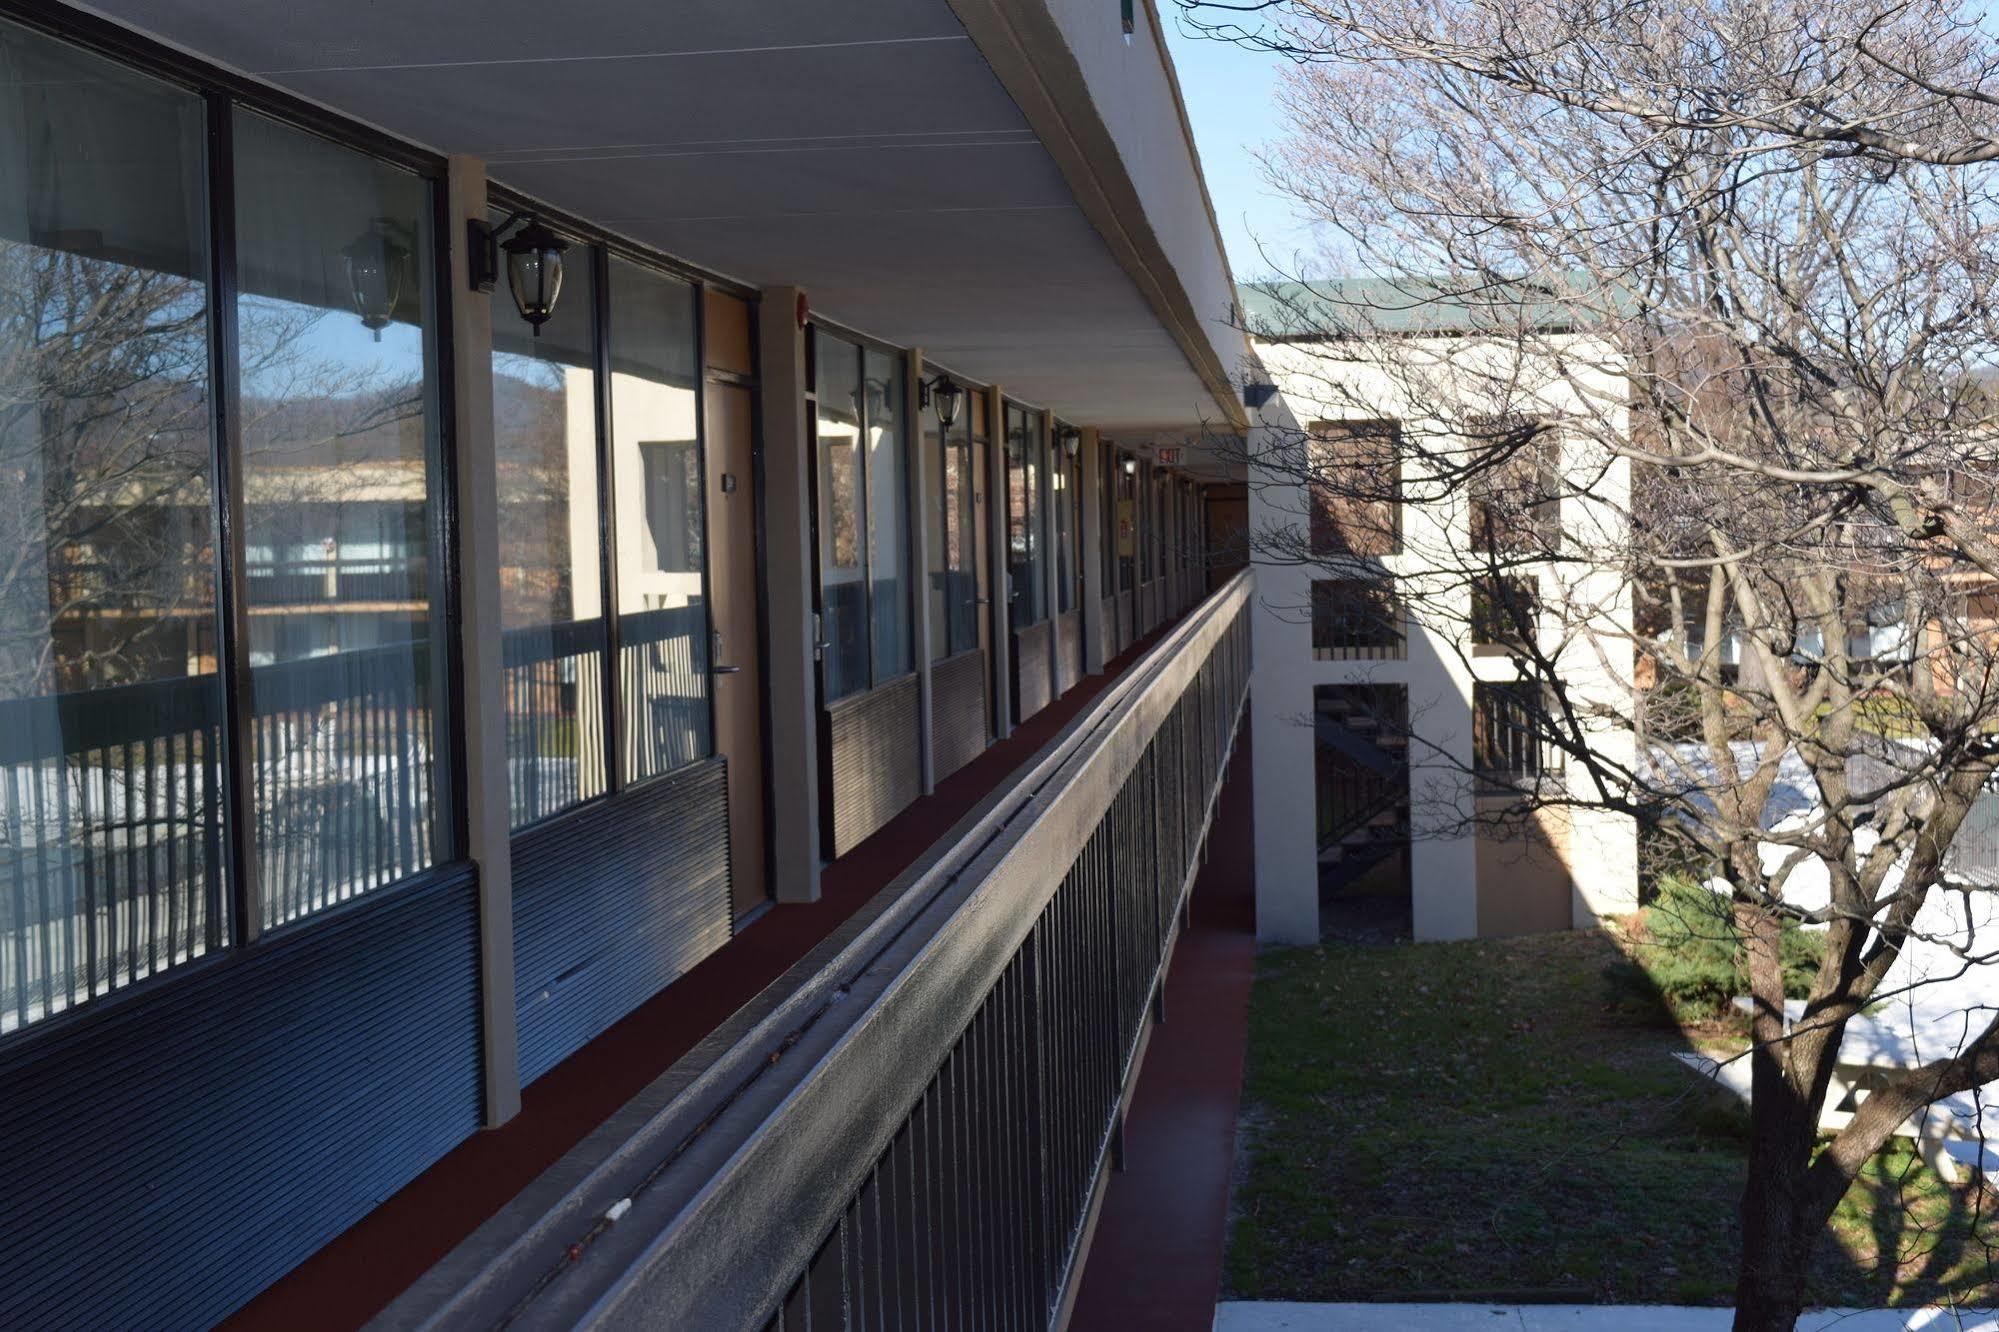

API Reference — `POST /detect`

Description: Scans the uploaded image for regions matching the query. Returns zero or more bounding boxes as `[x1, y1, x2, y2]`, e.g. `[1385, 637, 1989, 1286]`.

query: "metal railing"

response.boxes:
[500, 605, 711, 828]
[385, 564, 1247, 1320]
[246, 556, 430, 605]
[383, 570, 1253, 1330]
[0, 640, 439, 1034]
[1310, 578, 1406, 661]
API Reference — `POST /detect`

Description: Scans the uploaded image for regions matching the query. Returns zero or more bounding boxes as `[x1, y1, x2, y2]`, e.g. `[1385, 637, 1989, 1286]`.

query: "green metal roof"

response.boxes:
[1239, 276, 1603, 340]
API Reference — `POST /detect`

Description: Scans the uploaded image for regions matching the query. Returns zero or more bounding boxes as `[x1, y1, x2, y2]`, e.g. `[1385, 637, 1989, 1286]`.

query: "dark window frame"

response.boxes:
[0, 10, 467, 1046]
[485, 197, 721, 824]
[1307, 419, 1403, 559]
[806, 323, 915, 702]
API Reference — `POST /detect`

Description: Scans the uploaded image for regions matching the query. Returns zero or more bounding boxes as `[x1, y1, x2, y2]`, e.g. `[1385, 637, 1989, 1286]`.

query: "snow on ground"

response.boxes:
[1652, 740, 1999, 1128]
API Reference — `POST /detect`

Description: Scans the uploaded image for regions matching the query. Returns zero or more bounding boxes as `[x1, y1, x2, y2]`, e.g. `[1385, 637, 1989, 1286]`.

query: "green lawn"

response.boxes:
[1223, 925, 1999, 1307]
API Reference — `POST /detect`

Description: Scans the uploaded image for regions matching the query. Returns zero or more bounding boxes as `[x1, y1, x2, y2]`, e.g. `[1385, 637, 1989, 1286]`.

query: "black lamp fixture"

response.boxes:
[921, 374, 965, 430]
[343, 217, 410, 342]
[1121, 455, 1139, 477]
[1056, 424, 1082, 458]
[467, 212, 570, 335]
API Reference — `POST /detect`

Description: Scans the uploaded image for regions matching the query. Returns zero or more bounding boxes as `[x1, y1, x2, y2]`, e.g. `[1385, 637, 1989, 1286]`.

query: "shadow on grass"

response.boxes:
[1222, 917, 1999, 1309]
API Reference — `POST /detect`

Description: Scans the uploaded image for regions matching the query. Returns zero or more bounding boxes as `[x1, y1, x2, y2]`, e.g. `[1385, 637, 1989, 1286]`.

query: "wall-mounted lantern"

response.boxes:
[1056, 425, 1082, 458]
[467, 213, 570, 335]
[921, 375, 965, 430]
[1121, 455, 1138, 477]
[343, 217, 409, 342]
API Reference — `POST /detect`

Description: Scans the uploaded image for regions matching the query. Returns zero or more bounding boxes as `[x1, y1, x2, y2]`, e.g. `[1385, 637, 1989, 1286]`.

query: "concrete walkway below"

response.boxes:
[1216, 1303, 1999, 1331]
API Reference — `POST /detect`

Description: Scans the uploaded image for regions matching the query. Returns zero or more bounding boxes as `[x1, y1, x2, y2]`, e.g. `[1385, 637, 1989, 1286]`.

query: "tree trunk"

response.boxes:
[1732, 1092, 1816, 1330]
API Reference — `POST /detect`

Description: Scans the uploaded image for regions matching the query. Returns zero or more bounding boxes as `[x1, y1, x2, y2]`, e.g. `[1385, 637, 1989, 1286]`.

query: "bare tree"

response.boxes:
[1185, 0, 1999, 1323]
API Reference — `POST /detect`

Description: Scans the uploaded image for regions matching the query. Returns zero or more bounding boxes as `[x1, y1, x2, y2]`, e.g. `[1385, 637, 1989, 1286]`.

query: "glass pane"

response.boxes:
[924, 388, 948, 663]
[1053, 439, 1076, 615]
[864, 347, 909, 683]
[1115, 454, 1135, 593]
[1007, 406, 1045, 628]
[0, 24, 221, 1032]
[815, 330, 867, 702]
[491, 219, 604, 828]
[608, 257, 709, 783]
[947, 415, 978, 656]
[1100, 443, 1115, 586]
[235, 110, 441, 928]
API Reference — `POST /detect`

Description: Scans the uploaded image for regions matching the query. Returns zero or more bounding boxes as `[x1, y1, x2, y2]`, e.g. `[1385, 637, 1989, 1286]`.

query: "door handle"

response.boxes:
[711, 663, 742, 675]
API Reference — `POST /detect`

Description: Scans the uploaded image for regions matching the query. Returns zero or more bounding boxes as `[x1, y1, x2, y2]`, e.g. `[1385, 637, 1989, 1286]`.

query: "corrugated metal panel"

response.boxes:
[825, 675, 922, 859]
[931, 648, 989, 784]
[514, 759, 733, 1085]
[0, 867, 481, 1332]
[1013, 620, 1052, 723]
[1055, 610, 1083, 697]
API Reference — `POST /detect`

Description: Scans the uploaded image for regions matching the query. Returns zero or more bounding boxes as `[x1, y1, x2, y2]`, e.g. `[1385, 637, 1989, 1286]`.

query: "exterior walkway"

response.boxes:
[1215, 1305, 1999, 1330]
[223, 629, 1176, 1331]
[1069, 729, 1258, 1329]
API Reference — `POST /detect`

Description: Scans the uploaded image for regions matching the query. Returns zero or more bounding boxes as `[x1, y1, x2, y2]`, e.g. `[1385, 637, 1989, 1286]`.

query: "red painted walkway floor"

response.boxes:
[223, 630, 1175, 1332]
[1069, 728, 1258, 1331]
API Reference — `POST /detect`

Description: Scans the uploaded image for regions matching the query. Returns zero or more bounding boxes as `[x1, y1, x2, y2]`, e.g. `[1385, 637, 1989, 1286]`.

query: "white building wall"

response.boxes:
[1248, 332, 1638, 942]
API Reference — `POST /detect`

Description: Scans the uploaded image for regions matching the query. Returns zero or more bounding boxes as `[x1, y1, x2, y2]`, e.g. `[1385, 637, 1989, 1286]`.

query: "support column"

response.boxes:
[1245, 402, 1322, 946]
[759, 286, 823, 902]
[1080, 427, 1105, 675]
[908, 349, 936, 794]
[986, 385, 1012, 739]
[444, 156, 520, 1126]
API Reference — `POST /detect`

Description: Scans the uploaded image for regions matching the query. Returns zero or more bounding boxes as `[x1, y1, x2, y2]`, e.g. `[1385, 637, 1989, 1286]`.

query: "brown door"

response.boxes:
[706, 378, 767, 916]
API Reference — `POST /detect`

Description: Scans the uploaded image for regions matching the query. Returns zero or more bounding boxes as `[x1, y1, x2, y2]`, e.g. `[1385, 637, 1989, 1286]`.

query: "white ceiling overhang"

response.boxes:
[84, 0, 1239, 435]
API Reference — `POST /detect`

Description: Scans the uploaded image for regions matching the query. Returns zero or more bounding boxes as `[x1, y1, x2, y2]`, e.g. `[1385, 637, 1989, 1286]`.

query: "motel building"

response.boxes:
[0, 1, 1264, 1329]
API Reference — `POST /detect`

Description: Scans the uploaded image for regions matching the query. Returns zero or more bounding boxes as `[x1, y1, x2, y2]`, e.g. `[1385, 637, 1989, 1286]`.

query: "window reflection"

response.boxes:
[0, 23, 223, 1030]
[1007, 405, 1046, 627]
[1053, 434, 1079, 615]
[609, 257, 710, 784]
[939, 398, 980, 658]
[815, 331, 867, 702]
[864, 348, 909, 682]
[234, 110, 443, 925]
[492, 219, 604, 827]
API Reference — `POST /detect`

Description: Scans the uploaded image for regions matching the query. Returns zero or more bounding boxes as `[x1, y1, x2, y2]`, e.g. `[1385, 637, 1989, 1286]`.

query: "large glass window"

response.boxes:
[864, 347, 910, 680]
[812, 329, 911, 701]
[1053, 427, 1080, 615]
[924, 394, 948, 664]
[927, 376, 981, 662]
[492, 218, 604, 828]
[0, 25, 222, 1030]
[814, 330, 867, 701]
[234, 110, 444, 928]
[609, 257, 710, 785]
[1114, 451, 1137, 594]
[1006, 405, 1046, 627]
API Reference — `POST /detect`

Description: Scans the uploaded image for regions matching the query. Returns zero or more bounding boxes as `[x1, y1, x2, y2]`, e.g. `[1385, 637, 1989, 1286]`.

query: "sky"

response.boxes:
[1159, 10, 1316, 281]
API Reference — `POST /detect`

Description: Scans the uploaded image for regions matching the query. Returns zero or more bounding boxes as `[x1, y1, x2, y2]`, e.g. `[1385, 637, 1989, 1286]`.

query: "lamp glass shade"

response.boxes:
[342, 220, 406, 342]
[503, 220, 568, 333]
[932, 378, 964, 429]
